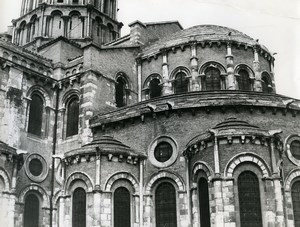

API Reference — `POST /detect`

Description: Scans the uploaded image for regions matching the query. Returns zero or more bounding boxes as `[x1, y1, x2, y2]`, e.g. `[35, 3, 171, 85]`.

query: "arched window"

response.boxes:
[115, 76, 127, 107]
[72, 188, 86, 227]
[198, 178, 211, 227]
[108, 24, 116, 41]
[292, 181, 300, 227]
[261, 72, 272, 93]
[155, 182, 177, 227]
[149, 78, 161, 98]
[174, 72, 188, 94]
[24, 194, 40, 227]
[238, 171, 262, 227]
[28, 93, 43, 136]
[237, 69, 251, 91]
[205, 67, 221, 91]
[114, 187, 131, 227]
[66, 96, 79, 137]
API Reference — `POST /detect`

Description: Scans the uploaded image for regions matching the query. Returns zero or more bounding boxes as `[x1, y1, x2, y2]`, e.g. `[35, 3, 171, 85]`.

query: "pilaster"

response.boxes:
[161, 50, 172, 95]
[226, 43, 236, 90]
[190, 42, 200, 91]
[253, 47, 262, 92]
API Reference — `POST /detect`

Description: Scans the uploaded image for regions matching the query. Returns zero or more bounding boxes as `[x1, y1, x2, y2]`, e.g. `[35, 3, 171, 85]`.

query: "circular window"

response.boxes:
[149, 136, 178, 168]
[29, 159, 43, 176]
[291, 141, 300, 159]
[25, 154, 48, 182]
[286, 136, 300, 166]
[154, 142, 173, 162]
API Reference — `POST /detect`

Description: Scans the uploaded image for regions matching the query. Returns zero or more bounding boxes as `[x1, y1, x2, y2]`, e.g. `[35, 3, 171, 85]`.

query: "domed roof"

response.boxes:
[141, 24, 268, 57]
[65, 135, 146, 158]
[212, 117, 259, 130]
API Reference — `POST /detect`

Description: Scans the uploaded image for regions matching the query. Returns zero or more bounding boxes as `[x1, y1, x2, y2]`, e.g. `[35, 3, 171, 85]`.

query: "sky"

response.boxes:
[0, 0, 300, 99]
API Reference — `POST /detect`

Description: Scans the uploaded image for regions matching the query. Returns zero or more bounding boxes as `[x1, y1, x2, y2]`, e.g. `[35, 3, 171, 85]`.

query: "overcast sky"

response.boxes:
[0, 0, 300, 99]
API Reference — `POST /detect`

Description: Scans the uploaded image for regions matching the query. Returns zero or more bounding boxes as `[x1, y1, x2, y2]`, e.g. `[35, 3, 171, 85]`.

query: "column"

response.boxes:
[190, 184, 199, 227]
[185, 157, 192, 226]
[190, 42, 200, 91]
[137, 58, 142, 102]
[226, 42, 236, 90]
[139, 160, 144, 227]
[161, 50, 172, 95]
[253, 46, 262, 91]
[95, 150, 101, 189]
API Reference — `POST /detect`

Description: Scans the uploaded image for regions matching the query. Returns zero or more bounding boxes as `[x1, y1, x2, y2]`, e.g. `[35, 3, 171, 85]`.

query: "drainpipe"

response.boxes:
[50, 85, 60, 227]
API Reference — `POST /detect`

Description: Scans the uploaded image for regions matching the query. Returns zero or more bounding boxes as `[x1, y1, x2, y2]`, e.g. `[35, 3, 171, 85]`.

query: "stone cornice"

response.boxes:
[90, 91, 300, 129]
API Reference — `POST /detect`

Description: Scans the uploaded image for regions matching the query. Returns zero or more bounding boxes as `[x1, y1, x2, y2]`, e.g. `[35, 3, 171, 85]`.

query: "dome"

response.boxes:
[65, 135, 146, 158]
[141, 24, 269, 57]
[212, 117, 260, 130]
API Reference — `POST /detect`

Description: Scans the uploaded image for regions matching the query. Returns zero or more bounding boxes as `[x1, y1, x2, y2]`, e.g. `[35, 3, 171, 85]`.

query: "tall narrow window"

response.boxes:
[155, 182, 177, 227]
[205, 67, 221, 91]
[198, 178, 211, 227]
[149, 78, 161, 98]
[66, 96, 79, 137]
[174, 72, 188, 94]
[114, 187, 131, 227]
[238, 171, 262, 227]
[238, 69, 251, 91]
[292, 181, 300, 227]
[28, 93, 43, 136]
[72, 188, 86, 227]
[115, 77, 127, 107]
[24, 194, 40, 227]
[261, 72, 272, 93]
[103, 0, 109, 14]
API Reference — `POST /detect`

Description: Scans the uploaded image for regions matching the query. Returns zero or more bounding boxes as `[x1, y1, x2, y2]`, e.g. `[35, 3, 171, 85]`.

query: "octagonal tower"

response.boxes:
[12, 0, 122, 49]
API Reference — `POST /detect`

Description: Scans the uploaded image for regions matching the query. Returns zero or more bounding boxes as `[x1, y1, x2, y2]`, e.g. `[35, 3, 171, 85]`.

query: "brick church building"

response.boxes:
[0, 0, 300, 227]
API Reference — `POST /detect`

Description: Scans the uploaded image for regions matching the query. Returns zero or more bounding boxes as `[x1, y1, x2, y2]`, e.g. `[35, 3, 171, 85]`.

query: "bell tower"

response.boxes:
[13, 0, 122, 49]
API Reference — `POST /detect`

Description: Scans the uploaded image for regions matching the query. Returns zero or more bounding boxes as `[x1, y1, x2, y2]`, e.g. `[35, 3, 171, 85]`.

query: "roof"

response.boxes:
[65, 135, 147, 158]
[141, 24, 270, 57]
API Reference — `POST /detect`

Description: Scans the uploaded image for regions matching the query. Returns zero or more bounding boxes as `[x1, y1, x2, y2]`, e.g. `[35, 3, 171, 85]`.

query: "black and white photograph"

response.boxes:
[0, 0, 300, 226]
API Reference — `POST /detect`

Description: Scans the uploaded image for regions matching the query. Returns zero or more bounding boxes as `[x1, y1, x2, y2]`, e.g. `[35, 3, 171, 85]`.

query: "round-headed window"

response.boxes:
[149, 136, 178, 168]
[286, 135, 300, 166]
[29, 159, 43, 176]
[154, 142, 173, 162]
[25, 154, 48, 182]
[291, 140, 300, 160]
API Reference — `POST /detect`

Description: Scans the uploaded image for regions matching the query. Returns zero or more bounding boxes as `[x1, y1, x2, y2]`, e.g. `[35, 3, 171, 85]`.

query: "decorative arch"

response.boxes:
[26, 85, 52, 107]
[170, 66, 191, 80]
[143, 73, 162, 88]
[285, 168, 300, 191]
[199, 61, 226, 75]
[115, 72, 131, 89]
[61, 89, 80, 107]
[145, 171, 185, 194]
[50, 10, 63, 17]
[69, 10, 81, 17]
[234, 64, 255, 78]
[192, 161, 214, 182]
[104, 172, 139, 193]
[0, 168, 11, 191]
[18, 184, 50, 207]
[224, 152, 271, 178]
[3, 51, 9, 58]
[64, 172, 94, 193]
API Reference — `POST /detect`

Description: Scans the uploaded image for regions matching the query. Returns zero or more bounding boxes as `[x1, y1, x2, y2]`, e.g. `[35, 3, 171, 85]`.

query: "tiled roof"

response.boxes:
[141, 24, 268, 57]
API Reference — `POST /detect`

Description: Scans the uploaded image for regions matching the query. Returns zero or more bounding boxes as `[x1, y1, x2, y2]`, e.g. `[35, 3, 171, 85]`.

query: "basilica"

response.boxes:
[0, 0, 300, 227]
